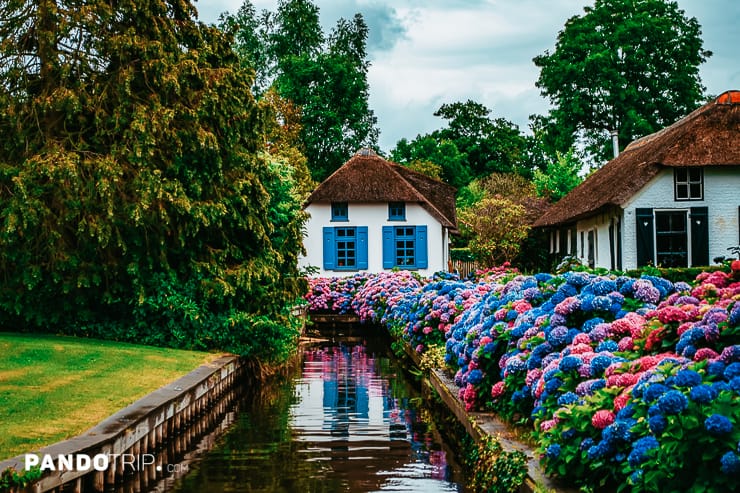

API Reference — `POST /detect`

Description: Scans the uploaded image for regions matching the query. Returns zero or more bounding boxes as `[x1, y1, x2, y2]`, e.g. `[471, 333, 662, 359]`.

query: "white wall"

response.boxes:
[574, 213, 618, 270]
[619, 166, 740, 269]
[299, 202, 449, 277]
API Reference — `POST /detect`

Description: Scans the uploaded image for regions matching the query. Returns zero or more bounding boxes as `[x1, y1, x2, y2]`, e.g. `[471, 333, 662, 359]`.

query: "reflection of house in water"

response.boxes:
[291, 344, 454, 491]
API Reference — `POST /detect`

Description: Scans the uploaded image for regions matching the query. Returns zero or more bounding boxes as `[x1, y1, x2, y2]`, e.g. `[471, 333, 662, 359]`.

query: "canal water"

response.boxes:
[167, 337, 465, 492]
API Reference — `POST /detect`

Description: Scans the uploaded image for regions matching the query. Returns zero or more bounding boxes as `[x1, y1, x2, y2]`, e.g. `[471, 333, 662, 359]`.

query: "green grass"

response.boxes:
[0, 333, 221, 460]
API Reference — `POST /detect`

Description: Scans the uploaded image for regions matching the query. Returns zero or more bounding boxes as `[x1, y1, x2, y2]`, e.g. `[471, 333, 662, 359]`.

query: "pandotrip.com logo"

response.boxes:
[24, 453, 188, 474]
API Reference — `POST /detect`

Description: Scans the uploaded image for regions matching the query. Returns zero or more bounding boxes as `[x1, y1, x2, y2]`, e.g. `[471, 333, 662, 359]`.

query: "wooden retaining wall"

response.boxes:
[0, 355, 242, 493]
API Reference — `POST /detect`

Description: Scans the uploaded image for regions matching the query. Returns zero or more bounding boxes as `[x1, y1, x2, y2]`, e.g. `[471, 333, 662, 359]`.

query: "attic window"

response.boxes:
[331, 202, 348, 221]
[674, 168, 703, 201]
[388, 202, 406, 221]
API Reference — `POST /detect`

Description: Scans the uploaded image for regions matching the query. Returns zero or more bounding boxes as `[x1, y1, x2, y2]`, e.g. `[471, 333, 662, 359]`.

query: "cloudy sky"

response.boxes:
[196, 0, 740, 152]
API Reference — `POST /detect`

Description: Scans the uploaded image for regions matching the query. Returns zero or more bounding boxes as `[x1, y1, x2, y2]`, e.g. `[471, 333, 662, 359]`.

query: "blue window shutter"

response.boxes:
[382, 226, 394, 268]
[357, 226, 368, 270]
[416, 225, 428, 269]
[323, 227, 335, 270]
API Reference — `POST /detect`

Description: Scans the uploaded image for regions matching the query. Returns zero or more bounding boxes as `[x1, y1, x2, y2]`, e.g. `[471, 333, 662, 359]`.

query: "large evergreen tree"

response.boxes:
[222, 0, 379, 181]
[534, 0, 711, 163]
[0, 0, 306, 360]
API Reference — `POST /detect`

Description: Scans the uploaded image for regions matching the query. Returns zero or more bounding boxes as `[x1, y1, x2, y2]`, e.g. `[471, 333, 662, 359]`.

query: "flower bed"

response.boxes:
[304, 266, 740, 491]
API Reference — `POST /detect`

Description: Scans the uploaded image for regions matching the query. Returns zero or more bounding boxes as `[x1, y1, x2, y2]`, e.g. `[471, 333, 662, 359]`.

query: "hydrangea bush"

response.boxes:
[304, 266, 740, 491]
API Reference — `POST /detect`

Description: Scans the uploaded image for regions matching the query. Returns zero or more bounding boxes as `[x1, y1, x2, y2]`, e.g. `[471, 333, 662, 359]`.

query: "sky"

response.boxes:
[195, 0, 740, 153]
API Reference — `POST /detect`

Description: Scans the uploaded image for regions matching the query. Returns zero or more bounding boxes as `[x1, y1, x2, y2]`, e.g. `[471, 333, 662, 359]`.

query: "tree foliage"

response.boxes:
[457, 173, 549, 266]
[533, 149, 584, 202]
[459, 197, 529, 268]
[534, 0, 711, 163]
[390, 136, 468, 187]
[0, 0, 306, 361]
[390, 100, 534, 188]
[221, 0, 379, 181]
[434, 100, 530, 178]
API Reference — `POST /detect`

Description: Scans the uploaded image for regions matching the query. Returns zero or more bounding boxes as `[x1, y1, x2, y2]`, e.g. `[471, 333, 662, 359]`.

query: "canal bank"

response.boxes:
[3, 320, 574, 493]
[0, 355, 244, 493]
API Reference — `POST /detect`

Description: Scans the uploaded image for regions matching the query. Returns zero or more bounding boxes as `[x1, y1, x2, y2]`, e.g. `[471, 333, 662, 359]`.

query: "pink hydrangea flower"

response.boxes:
[591, 409, 615, 429]
[693, 347, 720, 361]
[491, 381, 506, 399]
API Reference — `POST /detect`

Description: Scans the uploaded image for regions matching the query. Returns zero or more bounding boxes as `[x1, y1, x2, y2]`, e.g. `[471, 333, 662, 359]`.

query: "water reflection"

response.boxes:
[169, 339, 463, 492]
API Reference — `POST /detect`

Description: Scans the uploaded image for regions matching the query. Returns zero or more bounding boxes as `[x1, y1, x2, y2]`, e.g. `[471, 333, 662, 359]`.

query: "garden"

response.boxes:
[304, 263, 740, 492]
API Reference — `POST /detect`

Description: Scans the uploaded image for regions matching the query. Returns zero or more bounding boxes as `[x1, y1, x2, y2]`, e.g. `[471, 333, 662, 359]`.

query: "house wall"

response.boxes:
[619, 166, 740, 269]
[574, 213, 618, 269]
[300, 202, 449, 277]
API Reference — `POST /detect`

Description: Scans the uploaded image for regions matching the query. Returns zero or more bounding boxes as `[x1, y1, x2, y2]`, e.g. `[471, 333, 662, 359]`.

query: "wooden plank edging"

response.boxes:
[0, 355, 240, 492]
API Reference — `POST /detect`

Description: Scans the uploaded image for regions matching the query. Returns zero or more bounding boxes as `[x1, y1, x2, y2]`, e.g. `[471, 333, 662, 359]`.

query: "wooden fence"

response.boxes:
[449, 259, 480, 278]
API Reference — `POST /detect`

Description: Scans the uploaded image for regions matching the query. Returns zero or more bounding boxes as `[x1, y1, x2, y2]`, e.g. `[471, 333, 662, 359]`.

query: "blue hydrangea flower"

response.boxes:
[580, 437, 594, 451]
[648, 414, 668, 434]
[559, 355, 583, 373]
[547, 325, 569, 347]
[582, 317, 605, 333]
[689, 384, 717, 403]
[657, 390, 689, 415]
[545, 377, 563, 394]
[592, 295, 613, 312]
[546, 443, 561, 460]
[596, 340, 619, 353]
[720, 451, 740, 475]
[644, 383, 670, 403]
[557, 392, 579, 406]
[592, 279, 618, 296]
[591, 355, 614, 376]
[725, 362, 740, 380]
[467, 369, 484, 385]
[730, 376, 740, 393]
[674, 369, 703, 388]
[730, 304, 740, 327]
[616, 404, 635, 419]
[706, 414, 733, 436]
[708, 361, 727, 377]
[628, 436, 659, 467]
[602, 419, 634, 445]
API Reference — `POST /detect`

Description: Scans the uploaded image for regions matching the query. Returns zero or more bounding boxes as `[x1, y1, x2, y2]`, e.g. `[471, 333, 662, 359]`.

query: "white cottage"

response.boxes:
[299, 148, 458, 277]
[534, 90, 740, 270]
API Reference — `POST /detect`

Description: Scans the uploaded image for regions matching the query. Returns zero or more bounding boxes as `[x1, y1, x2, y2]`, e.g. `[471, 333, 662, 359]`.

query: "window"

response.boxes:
[382, 225, 428, 269]
[388, 202, 406, 221]
[323, 227, 368, 271]
[655, 210, 688, 267]
[331, 202, 348, 221]
[394, 226, 416, 266]
[674, 168, 703, 201]
[335, 227, 356, 268]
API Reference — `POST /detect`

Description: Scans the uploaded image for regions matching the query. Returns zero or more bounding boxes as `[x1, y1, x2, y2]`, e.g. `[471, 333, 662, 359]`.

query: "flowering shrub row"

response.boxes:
[304, 265, 740, 491]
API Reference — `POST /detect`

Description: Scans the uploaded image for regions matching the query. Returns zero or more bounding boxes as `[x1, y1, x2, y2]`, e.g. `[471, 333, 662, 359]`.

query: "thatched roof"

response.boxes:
[534, 90, 740, 228]
[306, 148, 458, 230]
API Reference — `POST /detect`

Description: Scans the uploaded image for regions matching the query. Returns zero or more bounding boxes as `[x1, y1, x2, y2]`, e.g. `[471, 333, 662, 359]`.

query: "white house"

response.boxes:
[534, 90, 740, 270]
[299, 148, 458, 277]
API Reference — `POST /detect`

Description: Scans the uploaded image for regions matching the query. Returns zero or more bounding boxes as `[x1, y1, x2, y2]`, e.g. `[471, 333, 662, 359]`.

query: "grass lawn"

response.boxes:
[0, 333, 222, 461]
